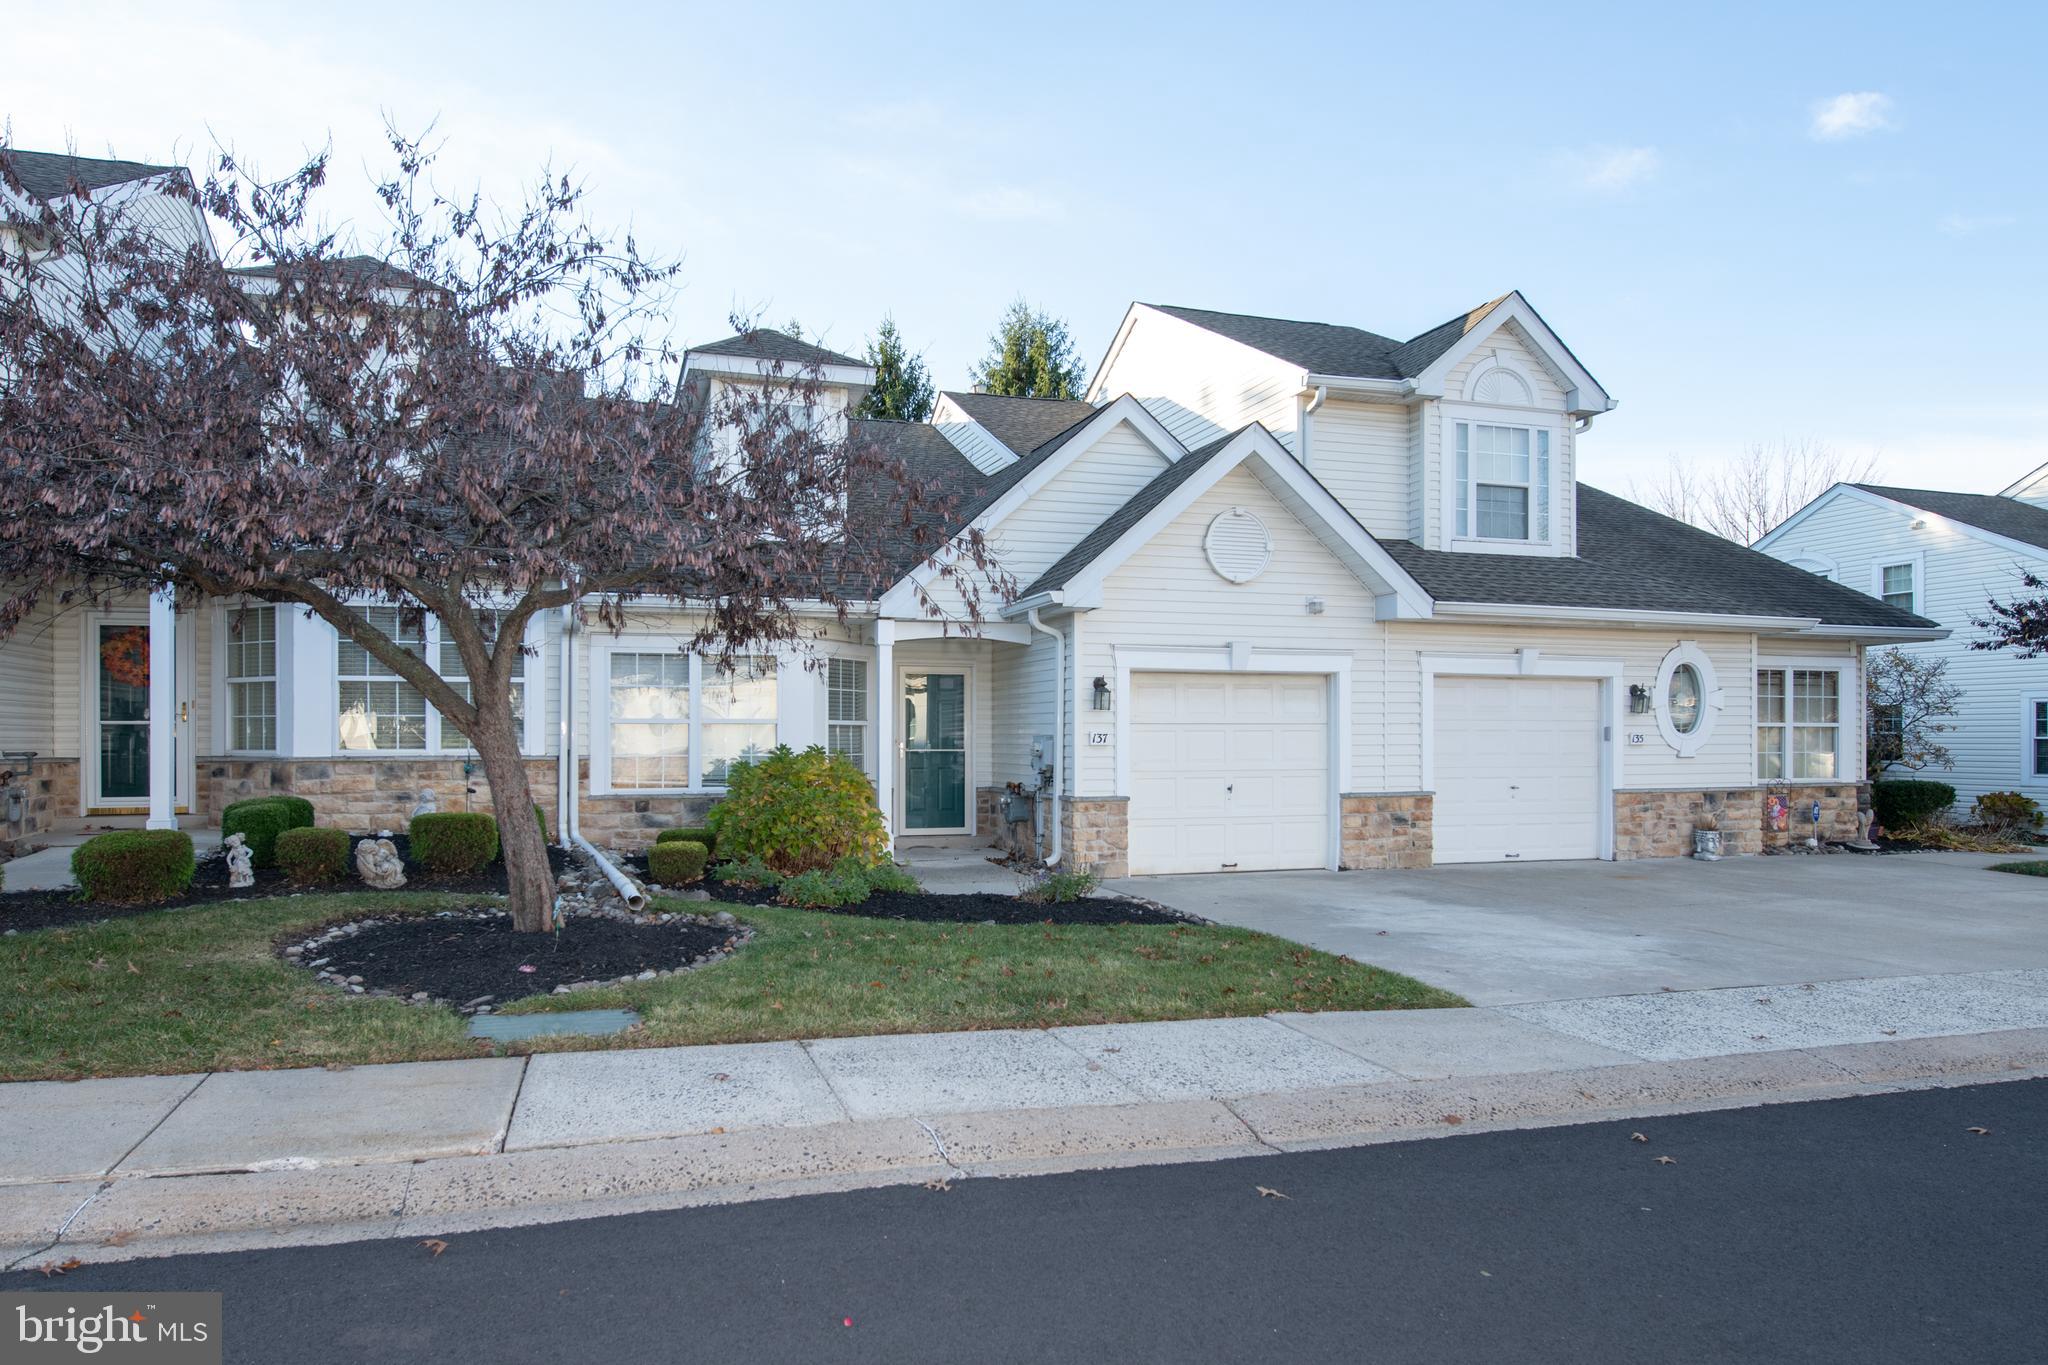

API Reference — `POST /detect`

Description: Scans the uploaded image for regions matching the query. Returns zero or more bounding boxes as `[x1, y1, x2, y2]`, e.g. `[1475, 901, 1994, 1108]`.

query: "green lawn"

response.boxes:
[0, 893, 1463, 1081]
[1988, 860, 2048, 877]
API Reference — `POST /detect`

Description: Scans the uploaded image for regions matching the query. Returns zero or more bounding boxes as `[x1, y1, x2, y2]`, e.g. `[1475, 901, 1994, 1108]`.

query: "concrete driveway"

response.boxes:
[1113, 852, 2048, 1006]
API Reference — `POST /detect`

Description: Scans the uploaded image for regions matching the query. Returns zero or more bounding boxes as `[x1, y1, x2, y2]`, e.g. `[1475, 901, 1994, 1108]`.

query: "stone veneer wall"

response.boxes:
[2, 758, 79, 851]
[1340, 793, 1433, 870]
[1613, 783, 1866, 858]
[201, 757, 561, 838]
[1760, 783, 1865, 848]
[1059, 796, 1129, 879]
[979, 787, 1040, 860]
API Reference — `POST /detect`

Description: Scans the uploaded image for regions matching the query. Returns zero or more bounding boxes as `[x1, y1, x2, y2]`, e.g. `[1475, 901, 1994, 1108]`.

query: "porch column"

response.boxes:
[873, 619, 895, 849]
[145, 586, 178, 830]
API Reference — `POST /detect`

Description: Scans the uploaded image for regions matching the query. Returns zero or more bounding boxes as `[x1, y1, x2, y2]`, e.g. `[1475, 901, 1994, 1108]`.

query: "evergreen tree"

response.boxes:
[855, 315, 936, 421]
[970, 298, 1086, 399]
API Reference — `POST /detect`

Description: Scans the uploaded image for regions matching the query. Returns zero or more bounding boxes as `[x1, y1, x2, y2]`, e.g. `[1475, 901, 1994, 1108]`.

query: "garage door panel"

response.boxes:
[1128, 672, 1330, 875]
[1433, 676, 1602, 864]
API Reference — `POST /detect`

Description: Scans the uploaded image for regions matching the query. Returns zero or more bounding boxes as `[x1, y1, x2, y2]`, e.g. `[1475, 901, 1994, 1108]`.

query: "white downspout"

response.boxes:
[558, 603, 645, 911]
[1026, 607, 1063, 868]
[1299, 384, 1328, 466]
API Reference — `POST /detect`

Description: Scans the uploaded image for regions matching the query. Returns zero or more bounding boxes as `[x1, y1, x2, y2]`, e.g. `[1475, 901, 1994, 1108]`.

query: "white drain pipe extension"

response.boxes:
[558, 604, 647, 911]
[1026, 607, 1063, 868]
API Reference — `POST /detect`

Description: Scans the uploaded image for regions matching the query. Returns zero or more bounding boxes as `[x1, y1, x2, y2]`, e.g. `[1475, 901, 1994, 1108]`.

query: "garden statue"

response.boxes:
[224, 832, 255, 888]
[412, 786, 438, 820]
[355, 836, 407, 890]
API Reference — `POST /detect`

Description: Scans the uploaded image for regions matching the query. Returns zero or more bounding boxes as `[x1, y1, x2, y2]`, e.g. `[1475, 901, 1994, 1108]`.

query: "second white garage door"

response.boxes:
[1432, 676, 1605, 863]
[1128, 673, 1330, 875]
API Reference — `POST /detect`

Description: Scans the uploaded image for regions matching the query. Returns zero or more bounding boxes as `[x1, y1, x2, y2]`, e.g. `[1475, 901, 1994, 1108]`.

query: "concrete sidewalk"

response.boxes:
[3, 967, 2046, 1266]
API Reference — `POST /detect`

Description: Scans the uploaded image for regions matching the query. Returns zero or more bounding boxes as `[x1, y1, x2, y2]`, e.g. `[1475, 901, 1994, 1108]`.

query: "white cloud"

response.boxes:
[1810, 92, 1895, 140]
[952, 185, 1064, 223]
[1937, 211, 2017, 236]
[1566, 145, 1660, 192]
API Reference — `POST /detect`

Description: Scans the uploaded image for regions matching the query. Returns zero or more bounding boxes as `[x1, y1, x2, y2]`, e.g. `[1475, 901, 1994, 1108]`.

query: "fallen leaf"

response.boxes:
[1967, 1126, 1990, 1136]
[420, 1239, 449, 1257]
[99, 1229, 137, 1248]
[710, 1073, 730, 1082]
[38, 1258, 81, 1277]
[923, 1179, 951, 1193]
[126, 961, 140, 975]
[1441, 1114, 1464, 1126]
[1630, 1132, 1648, 1143]
[708, 1127, 726, 1135]
[843, 1318, 854, 1328]
[1881, 1029, 1898, 1037]
[1256, 1186, 1291, 1200]
[1654, 1155, 1678, 1166]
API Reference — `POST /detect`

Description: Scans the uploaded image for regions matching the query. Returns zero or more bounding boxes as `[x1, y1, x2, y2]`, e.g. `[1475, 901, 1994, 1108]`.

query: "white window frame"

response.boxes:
[1755, 661, 1852, 783]
[2023, 693, 2048, 786]
[1653, 641, 1722, 759]
[588, 640, 782, 795]
[826, 655, 870, 774]
[221, 603, 279, 755]
[330, 604, 545, 757]
[1872, 554, 1923, 616]
[1440, 401, 1563, 554]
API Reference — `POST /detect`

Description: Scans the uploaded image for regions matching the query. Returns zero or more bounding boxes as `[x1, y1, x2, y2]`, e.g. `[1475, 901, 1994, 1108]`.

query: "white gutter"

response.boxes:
[1302, 372, 1415, 401]
[1025, 607, 1064, 868]
[1429, 601, 1823, 632]
[556, 603, 647, 912]
[1299, 384, 1327, 466]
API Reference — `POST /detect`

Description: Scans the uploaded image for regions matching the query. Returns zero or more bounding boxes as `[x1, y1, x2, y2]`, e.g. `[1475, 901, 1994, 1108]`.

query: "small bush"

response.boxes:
[1021, 866, 1100, 904]
[1973, 791, 2044, 833]
[708, 746, 886, 875]
[657, 826, 717, 860]
[1871, 779, 1957, 830]
[863, 861, 920, 895]
[275, 827, 350, 885]
[71, 829, 195, 904]
[408, 812, 500, 874]
[777, 867, 867, 909]
[220, 795, 315, 868]
[712, 856, 781, 888]
[1989, 860, 2048, 877]
[648, 839, 709, 886]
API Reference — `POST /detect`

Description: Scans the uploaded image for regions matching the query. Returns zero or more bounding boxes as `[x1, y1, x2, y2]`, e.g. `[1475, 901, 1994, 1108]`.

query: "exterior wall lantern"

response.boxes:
[1628, 683, 1653, 715]
[1090, 676, 1113, 711]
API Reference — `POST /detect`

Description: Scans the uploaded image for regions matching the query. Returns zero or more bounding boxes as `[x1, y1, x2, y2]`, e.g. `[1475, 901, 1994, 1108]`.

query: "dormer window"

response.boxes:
[1455, 421, 1551, 543]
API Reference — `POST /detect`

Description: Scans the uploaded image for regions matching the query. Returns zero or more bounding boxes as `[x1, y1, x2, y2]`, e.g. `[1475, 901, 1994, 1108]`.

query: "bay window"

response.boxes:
[598, 647, 780, 792]
[224, 605, 277, 752]
[1756, 667, 1842, 781]
[1454, 420, 1551, 543]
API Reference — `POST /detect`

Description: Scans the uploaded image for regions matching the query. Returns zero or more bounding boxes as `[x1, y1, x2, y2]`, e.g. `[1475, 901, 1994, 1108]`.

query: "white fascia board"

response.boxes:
[1056, 425, 1434, 617]
[1999, 460, 2048, 498]
[681, 353, 876, 387]
[1759, 482, 2048, 565]
[1429, 601, 1820, 631]
[1084, 304, 1145, 404]
[1409, 293, 1613, 416]
[1302, 372, 1417, 402]
[874, 394, 1184, 617]
[1801, 623, 1951, 643]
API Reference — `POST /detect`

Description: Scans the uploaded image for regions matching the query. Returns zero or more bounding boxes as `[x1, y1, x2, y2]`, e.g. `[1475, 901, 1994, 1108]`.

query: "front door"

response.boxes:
[900, 670, 968, 831]
[86, 614, 192, 814]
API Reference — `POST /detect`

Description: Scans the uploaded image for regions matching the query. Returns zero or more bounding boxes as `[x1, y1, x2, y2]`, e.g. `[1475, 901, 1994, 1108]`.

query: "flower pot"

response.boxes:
[1693, 828, 1723, 861]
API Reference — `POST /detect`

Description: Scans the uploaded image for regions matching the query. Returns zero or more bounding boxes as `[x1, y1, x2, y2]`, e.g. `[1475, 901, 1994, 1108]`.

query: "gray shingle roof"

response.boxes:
[1853, 484, 2048, 555]
[226, 255, 433, 291]
[0, 148, 184, 199]
[941, 390, 1099, 459]
[1382, 486, 1936, 628]
[846, 418, 990, 576]
[1021, 429, 1242, 596]
[687, 329, 865, 370]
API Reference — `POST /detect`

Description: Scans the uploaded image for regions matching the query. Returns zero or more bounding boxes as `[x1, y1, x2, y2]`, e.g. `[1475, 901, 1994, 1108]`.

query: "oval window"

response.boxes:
[1667, 664, 1703, 735]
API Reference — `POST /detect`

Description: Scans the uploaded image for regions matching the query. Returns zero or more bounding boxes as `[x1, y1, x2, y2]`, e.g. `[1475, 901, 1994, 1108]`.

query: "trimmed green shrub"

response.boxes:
[408, 811, 500, 874]
[708, 746, 886, 875]
[711, 856, 780, 888]
[657, 826, 717, 860]
[1021, 866, 1100, 904]
[219, 795, 315, 868]
[1973, 791, 2044, 832]
[71, 829, 195, 904]
[863, 861, 920, 896]
[777, 867, 867, 909]
[648, 839, 709, 886]
[275, 827, 350, 885]
[1871, 779, 1957, 830]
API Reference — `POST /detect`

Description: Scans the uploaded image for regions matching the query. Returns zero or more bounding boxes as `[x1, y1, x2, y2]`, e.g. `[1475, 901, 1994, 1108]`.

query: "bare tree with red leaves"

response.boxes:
[0, 130, 998, 931]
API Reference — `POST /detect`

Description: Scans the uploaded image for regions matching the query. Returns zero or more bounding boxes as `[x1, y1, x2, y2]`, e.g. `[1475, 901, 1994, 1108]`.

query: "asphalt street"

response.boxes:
[10, 1080, 2044, 1363]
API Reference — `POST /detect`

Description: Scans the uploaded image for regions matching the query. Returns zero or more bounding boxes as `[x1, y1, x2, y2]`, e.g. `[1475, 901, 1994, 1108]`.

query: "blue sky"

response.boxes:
[9, 0, 2043, 495]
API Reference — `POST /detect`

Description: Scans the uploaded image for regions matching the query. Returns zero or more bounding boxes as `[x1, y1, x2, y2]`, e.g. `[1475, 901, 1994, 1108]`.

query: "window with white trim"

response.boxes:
[600, 650, 780, 792]
[1756, 668, 1841, 780]
[827, 657, 869, 773]
[2030, 698, 2048, 780]
[1879, 562, 1917, 614]
[438, 612, 525, 751]
[337, 607, 427, 751]
[224, 605, 277, 752]
[1454, 421, 1550, 542]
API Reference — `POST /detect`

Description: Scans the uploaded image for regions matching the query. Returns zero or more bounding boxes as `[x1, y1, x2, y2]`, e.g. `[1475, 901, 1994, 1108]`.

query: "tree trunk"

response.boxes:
[468, 702, 555, 932]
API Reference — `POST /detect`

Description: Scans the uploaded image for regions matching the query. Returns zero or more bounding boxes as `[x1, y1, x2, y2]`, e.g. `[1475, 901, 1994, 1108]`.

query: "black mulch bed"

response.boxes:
[301, 911, 733, 1003]
[614, 854, 1194, 926]
[0, 835, 569, 935]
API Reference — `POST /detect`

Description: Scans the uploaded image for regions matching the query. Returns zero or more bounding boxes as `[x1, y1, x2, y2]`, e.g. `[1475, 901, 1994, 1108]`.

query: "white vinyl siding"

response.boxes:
[1089, 307, 1303, 455]
[224, 605, 277, 752]
[1307, 399, 1410, 538]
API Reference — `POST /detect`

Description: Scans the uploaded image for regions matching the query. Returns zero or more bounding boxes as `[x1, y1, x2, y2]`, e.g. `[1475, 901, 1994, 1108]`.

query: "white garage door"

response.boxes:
[1128, 673, 1330, 875]
[1433, 677, 1604, 863]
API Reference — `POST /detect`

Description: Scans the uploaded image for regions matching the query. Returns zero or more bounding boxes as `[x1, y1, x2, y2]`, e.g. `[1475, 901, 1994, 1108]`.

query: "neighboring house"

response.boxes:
[1757, 481, 2048, 808]
[0, 149, 1943, 874]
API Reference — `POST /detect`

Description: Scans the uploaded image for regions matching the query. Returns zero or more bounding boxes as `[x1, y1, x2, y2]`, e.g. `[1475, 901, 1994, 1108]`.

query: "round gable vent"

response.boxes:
[1204, 507, 1272, 583]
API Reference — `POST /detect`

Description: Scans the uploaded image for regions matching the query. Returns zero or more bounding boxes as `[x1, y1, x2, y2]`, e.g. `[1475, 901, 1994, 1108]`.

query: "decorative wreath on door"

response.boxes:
[100, 627, 150, 689]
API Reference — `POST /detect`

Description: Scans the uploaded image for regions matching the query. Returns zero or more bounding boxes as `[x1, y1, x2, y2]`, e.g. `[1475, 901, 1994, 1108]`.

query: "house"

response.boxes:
[0, 148, 1944, 874]
[1756, 477, 2048, 809]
